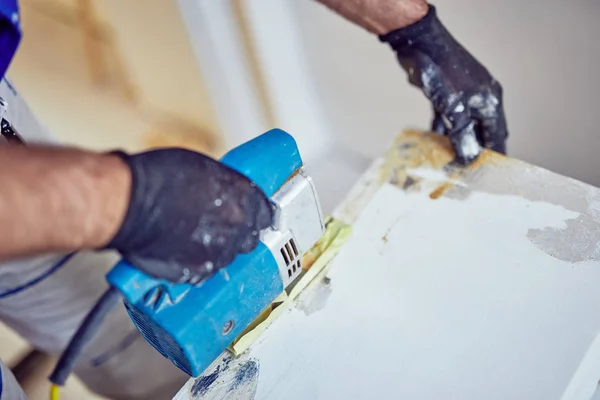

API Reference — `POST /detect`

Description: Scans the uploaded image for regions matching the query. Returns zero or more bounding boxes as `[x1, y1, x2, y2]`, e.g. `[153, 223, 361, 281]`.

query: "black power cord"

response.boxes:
[49, 287, 121, 387]
[0, 100, 121, 396]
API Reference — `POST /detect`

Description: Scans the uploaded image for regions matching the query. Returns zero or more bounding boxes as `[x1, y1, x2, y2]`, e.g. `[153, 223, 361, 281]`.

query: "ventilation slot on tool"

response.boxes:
[287, 260, 302, 279]
[281, 240, 295, 266]
[290, 239, 299, 257]
[125, 302, 193, 376]
[281, 248, 290, 266]
[281, 238, 301, 280]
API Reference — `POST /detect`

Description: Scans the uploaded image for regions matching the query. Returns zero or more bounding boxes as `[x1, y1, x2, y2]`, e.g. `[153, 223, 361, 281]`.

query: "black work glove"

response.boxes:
[106, 148, 273, 284]
[380, 5, 508, 165]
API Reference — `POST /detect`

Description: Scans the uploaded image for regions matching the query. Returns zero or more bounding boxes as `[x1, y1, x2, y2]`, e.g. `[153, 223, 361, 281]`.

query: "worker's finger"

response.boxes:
[239, 227, 261, 253]
[448, 121, 481, 165]
[468, 87, 508, 154]
[478, 102, 508, 154]
[478, 117, 507, 154]
[431, 111, 447, 135]
[239, 184, 271, 253]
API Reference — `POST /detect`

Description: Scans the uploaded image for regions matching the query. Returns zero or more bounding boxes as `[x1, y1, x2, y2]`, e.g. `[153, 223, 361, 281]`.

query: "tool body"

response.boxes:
[106, 129, 324, 377]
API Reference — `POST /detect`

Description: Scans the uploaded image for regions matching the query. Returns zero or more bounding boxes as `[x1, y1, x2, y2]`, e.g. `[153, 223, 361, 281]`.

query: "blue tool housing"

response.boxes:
[107, 129, 303, 377]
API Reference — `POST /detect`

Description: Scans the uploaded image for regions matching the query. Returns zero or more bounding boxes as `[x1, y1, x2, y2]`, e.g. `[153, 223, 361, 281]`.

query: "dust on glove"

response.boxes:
[380, 4, 509, 165]
[106, 148, 273, 284]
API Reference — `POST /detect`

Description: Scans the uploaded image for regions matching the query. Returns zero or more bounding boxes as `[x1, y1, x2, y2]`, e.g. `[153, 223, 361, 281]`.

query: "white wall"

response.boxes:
[293, 0, 600, 188]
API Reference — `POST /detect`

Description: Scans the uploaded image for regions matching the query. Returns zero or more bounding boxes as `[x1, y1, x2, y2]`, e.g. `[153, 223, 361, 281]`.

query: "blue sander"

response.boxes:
[107, 129, 324, 377]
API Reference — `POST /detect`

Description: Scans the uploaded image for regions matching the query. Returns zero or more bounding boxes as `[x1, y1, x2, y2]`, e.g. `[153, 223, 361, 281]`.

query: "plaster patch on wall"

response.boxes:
[586, 189, 600, 221]
[448, 160, 595, 213]
[438, 156, 600, 264]
[527, 214, 600, 263]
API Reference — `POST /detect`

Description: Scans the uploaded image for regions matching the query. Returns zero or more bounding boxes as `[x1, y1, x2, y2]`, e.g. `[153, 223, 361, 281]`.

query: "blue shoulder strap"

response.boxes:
[0, 0, 20, 79]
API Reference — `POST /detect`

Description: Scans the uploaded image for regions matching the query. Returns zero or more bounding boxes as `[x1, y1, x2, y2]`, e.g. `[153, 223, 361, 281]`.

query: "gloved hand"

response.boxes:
[105, 148, 273, 284]
[380, 4, 508, 165]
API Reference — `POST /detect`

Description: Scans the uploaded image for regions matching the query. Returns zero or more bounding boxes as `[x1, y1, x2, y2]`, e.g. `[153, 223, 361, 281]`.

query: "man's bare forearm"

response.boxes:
[0, 145, 130, 258]
[315, 0, 428, 35]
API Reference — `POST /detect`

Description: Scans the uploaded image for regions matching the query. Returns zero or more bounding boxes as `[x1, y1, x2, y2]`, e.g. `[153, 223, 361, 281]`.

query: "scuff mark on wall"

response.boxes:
[189, 354, 260, 399]
[295, 275, 333, 316]
[228, 359, 259, 394]
[401, 175, 420, 191]
[191, 365, 222, 397]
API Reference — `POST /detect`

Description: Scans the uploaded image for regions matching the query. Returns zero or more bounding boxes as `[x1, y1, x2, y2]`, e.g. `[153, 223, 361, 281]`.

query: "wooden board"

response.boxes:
[176, 131, 600, 400]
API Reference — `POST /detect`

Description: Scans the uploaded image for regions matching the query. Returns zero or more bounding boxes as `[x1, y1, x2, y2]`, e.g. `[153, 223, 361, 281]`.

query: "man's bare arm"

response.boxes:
[0, 145, 130, 258]
[313, 0, 509, 164]
[0, 143, 274, 283]
[315, 0, 428, 35]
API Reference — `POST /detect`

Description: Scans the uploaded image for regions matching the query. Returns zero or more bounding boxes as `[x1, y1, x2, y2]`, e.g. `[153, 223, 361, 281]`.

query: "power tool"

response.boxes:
[106, 128, 324, 377]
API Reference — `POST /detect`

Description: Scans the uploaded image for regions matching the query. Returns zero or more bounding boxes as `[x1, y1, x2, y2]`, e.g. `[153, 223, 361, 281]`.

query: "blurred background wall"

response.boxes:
[291, 0, 600, 196]
[5, 0, 600, 211]
[7, 0, 223, 155]
[0, 0, 598, 398]
[231, 0, 600, 211]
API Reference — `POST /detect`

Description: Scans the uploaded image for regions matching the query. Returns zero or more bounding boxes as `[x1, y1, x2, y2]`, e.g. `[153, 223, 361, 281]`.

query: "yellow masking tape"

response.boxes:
[229, 217, 352, 355]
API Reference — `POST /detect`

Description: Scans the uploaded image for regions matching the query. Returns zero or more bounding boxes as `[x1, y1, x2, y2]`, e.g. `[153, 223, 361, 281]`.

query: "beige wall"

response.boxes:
[294, 0, 600, 188]
[92, 0, 221, 135]
[7, 0, 221, 155]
